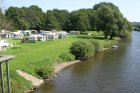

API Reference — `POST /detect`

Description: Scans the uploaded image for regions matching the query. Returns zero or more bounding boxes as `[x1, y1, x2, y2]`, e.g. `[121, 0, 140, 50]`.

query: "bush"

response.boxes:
[103, 40, 113, 48]
[80, 31, 88, 35]
[119, 31, 131, 40]
[34, 59, 54, 78]
[88, 39, 101, 52]
[59, 52, 75, 62]
[36, 66, 54, 79]
[21, 37, 27, 43]
[70, 40, 95, 60]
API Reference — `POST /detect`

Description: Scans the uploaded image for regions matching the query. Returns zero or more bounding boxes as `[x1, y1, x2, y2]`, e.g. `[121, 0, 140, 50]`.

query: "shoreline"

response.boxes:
[25, 60, 81, 92]
[20, 48, 111, 92]
[54, 60, 81, 73]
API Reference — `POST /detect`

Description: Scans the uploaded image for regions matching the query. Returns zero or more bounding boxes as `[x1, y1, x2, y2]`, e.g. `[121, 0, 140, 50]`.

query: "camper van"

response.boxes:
[27, 34, 46, 42]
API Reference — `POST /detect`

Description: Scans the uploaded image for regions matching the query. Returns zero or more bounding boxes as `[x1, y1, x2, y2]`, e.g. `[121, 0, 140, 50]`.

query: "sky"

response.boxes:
[0, 0, 140, 22]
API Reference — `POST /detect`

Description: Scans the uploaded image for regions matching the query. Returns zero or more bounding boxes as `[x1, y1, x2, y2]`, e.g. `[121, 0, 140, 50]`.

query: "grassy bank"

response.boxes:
[1, 33, 117, 92]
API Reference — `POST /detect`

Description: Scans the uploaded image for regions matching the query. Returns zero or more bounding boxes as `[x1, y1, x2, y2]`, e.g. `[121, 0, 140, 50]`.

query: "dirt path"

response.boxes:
[16, 70, 44, 87]
[54, 60, 80, 73]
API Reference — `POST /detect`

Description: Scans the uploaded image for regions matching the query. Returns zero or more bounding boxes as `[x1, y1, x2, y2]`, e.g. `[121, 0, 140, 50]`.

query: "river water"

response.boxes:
[32, 31, 140, 93]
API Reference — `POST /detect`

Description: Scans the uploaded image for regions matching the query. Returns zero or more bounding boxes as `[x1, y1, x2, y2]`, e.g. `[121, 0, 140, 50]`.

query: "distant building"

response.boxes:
[69, 31, 80, 35]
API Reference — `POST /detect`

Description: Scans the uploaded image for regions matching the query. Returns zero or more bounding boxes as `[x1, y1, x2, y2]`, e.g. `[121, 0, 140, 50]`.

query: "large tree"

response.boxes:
[45, 10, 61, 30]
[70, 9, 96, 31]
[94, 2, 132, 39]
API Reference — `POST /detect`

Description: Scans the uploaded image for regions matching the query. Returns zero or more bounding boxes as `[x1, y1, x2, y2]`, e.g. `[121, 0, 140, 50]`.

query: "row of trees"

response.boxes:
[133, 25, 140, 31]
[0, 2, 132, 39]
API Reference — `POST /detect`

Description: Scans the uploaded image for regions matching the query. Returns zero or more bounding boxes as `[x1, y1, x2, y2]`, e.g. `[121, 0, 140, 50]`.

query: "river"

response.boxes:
[32, 31, 140, 93]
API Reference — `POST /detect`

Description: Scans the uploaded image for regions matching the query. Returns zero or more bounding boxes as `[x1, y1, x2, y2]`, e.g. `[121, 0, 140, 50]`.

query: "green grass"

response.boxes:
[1, 33, 116, 92]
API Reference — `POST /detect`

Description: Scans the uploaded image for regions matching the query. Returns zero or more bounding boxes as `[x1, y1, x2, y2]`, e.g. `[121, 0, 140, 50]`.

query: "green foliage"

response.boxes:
[59, 52, 75, 62]
[119, 31, 131, 40]
[4, 3, 132, 37]
[27, 58, 54, 79]
[0, 11, 12, 30]
[103, 41, 112, 48]
[133, 24, 140, 31]
[88, 39, 101, 52]
[9, 71, 32, 93]
[5, 5, 45, 31]
[70, 40, 95, 60]
[1, 33, 117, 92]
[80, 31, 88, 35]
[36, 66, 54, 79]
[93, 2, 132, 39]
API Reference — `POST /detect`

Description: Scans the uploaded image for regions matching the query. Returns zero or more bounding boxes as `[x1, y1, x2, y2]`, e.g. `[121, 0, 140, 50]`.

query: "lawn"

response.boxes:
[0, 33, 116, 92]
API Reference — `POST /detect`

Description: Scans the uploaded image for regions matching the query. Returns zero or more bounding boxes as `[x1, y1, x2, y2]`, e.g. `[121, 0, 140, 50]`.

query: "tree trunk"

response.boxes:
[104, 31, 108, 39]
[110, 34, 113, 40]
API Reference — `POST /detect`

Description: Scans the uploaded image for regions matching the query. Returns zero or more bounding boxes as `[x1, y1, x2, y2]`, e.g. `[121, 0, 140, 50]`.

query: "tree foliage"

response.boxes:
[93, 2, 131, 39]
[70, 40, 95, 60]
[3, 2, 132, 39]
[5, 5, 45, 31]
[0, 10, 13, 30]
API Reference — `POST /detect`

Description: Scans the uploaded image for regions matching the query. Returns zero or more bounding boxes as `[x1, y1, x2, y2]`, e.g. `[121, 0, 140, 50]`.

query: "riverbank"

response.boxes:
[54, 60, 81, 73]
[19, 47, 110, 92]
[1, 34, 117, 92]
[17, 60, 81, 92]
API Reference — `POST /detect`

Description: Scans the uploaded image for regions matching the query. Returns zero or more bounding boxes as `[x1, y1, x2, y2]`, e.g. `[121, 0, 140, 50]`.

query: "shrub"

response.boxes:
[21, 37, 28, 43]
[103, 40, 112, 48]
[59, 52, 75, 62]
[119, 31, 131, 40]
[36, 66, 54, 79]
[77, 35, 94, 39]
[80, 31, 88, 35]
[34, 59, 54, 78]
[88, 39, 101, 52]
[70, 40, 95, 60]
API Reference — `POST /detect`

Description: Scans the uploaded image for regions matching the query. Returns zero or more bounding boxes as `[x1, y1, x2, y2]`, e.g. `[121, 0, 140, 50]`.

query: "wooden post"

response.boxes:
[6, 60, 11, 93]
[0, 63, 5, 93]
[0, 55, 15, 93]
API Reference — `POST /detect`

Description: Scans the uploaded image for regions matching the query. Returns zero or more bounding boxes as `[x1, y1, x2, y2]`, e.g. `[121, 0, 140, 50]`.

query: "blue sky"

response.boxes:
[1, 0, 140, 22]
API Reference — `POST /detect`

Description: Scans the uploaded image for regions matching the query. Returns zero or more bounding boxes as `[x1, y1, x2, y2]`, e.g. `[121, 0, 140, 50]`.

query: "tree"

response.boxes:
[70, 9, 91, 31]
[29, 5, 45, 32]
[93, 2, 131, 39]
[45, 10, 61, 30]
[5, 5, 45, 31]
[0, 11, 12, 30]
[44, 9, 70, 31]
[52, 9, 70, 31]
